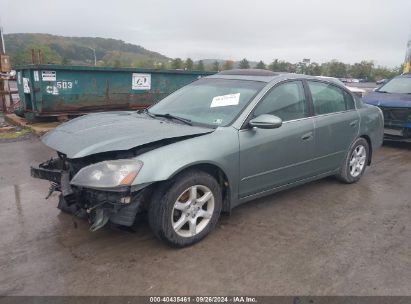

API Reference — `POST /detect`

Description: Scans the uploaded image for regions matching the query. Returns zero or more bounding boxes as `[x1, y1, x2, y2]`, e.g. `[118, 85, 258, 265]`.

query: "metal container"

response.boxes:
[14, 64, 214, 120]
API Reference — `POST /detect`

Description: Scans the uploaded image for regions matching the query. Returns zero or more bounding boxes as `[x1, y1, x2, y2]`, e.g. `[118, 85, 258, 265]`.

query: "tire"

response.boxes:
[336, 137, 369, 184]
[148, 170, 222, 247]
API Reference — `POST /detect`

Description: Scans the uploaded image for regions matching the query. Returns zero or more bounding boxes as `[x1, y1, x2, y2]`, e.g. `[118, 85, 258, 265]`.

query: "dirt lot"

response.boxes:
[0, 136, 410, 296]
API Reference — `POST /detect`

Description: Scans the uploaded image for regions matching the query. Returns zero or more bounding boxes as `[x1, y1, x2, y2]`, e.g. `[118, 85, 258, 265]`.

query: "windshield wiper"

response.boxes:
[376, 90, 388, 93]
[137, 108, 157, 118]
[151, 113, 192, 126]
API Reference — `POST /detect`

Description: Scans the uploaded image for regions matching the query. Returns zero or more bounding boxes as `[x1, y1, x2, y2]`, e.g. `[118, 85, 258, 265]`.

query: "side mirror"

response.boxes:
[249, 114, 282, 129]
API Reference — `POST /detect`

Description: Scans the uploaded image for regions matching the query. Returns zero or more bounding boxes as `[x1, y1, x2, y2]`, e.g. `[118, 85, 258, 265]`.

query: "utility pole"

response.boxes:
[0, 19, 6, 112]
[0, 18, 5, 54]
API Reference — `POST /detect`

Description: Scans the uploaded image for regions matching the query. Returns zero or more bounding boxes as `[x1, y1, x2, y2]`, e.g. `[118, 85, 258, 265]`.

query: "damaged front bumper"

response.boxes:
[381, 107, 411, 142]
[383, 125, 411, 142]
[31, 158, 148, 231]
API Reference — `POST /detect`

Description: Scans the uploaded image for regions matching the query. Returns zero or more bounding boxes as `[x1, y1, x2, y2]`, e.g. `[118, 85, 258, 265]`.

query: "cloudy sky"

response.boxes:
[1, 0, 410, 67]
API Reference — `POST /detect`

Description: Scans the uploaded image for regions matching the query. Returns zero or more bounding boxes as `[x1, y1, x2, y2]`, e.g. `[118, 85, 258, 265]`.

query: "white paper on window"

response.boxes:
[210, 93, 240, 108]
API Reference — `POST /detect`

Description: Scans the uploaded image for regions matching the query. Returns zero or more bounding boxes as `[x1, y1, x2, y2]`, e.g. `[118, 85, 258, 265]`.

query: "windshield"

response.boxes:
[149, 78, 266, 127]
[377, 77, 411, 94]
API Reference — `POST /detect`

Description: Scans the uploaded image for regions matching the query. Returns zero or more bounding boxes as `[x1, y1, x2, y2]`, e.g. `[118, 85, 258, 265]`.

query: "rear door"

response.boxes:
[239, 80, 316, 198]
[306, 80, 359, 174]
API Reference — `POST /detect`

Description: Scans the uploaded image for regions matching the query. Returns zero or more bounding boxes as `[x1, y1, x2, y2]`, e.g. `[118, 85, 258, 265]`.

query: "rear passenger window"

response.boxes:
[343, 90, 355, 110]
[308, 81, 355, 115]
[254, 81, 307, 121]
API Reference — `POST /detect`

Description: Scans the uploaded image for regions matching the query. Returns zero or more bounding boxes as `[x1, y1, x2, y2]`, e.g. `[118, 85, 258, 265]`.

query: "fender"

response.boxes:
[132, 126, 241, 208]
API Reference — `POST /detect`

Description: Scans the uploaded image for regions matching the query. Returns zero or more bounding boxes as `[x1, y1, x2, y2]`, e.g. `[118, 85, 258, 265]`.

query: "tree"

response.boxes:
[372, 66, 395, 81]
[61, 57, 71, 65]
[185, 58, 193, 70]
[296, 62, 307, 74]
[239, 58, 250, 69]
[322, 60, 347, 78]
[133, 59, 155, 69]
[222, 60, 234, 70]
[212, 60, 220, 71]
[171, 58, 183, 69]
[306, 62, 322, 76]
[113, 59, 122, 68]
[255, 60, 266, 69]
[349, 61, 374, 80]
[268, 59, 295, 72]
[153, 62, 165, 69]
[12, 44, 61, 65]
[196, 60, 205, 71]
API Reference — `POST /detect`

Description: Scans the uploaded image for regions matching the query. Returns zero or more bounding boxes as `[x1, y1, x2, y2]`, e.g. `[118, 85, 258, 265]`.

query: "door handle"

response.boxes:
[301, 132, 313, 141]
[349, 120, 358, 127]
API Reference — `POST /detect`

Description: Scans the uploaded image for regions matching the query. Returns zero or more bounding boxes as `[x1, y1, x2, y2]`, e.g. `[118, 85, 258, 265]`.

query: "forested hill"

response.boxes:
[3, 33, 401, 80]
[4, 33, 170, 67]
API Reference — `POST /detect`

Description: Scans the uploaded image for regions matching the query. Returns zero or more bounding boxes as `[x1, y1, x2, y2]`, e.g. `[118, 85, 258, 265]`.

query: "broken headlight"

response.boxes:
[70, 159, 143, 189]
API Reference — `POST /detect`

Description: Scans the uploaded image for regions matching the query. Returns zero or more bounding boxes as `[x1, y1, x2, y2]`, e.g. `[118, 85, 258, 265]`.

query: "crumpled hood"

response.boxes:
[42, 111, 214, 158]
[363, 92, 411, 108]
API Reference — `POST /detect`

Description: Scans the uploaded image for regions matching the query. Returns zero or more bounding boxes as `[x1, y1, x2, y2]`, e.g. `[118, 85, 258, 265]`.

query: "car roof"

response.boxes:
[207, 69, 345, 85]
[208, 69, 303, 83]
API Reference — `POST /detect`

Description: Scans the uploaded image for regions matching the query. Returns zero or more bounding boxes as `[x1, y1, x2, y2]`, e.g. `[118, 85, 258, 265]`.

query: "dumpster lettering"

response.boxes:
[132, 73, 151, 90]
[42, 71, 56, 81]
[56, 81, 73, 89]
[46, 86, 59, 95]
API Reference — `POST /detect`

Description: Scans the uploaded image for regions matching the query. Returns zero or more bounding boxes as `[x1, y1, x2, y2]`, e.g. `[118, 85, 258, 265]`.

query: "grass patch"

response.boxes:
[0, 128, 32, 139]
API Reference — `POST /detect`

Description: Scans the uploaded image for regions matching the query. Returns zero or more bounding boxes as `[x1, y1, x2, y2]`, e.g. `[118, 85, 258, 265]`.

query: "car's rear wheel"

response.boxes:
[148, 170, 222, 247]
[336, 137, 369, 183]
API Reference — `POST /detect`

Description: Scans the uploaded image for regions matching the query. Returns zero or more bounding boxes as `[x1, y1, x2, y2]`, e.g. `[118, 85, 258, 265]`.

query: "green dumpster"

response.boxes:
[15, 64, 214, 120]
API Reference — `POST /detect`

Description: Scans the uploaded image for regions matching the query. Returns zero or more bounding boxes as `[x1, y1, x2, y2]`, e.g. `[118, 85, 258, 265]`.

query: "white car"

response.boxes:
[318, 76, 366, 97]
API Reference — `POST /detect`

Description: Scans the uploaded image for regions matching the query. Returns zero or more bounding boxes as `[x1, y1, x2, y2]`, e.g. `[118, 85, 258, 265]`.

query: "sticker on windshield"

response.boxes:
[210, 93, 240, 107]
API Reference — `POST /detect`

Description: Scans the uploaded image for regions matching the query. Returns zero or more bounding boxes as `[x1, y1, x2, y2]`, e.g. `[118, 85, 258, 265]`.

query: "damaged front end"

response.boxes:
[380, 107, 411, 142]
[30, 111, 215, 231]
[31, 154, 150, 231]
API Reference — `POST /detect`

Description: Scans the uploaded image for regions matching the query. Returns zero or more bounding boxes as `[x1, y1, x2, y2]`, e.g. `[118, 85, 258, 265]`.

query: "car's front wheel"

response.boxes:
[148, 170, 222, 247]
[336, 137, 369, 183]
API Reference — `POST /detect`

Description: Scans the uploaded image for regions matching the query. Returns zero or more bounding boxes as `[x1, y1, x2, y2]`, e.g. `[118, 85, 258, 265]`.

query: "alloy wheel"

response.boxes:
[171, 185, 215, 237]
[349, 144, 366, 177]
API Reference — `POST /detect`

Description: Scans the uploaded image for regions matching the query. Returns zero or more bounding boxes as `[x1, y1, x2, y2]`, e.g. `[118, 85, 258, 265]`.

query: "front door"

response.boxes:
[239, 80, 316, 198]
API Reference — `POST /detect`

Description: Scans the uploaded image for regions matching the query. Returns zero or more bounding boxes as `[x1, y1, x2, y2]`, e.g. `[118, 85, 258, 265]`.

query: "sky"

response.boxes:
[0, 0, 410, 67]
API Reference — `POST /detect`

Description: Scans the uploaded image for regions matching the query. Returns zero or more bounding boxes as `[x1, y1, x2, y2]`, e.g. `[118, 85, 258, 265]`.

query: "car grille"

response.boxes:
[380, 107, 410, 122]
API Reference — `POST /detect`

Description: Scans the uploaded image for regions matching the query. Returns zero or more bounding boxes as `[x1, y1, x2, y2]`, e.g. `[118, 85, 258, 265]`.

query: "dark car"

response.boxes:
[363, 74, 411, 142]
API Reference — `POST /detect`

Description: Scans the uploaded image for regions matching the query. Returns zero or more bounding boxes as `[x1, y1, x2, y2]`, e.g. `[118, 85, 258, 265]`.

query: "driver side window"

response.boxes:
[253, 81, 308, 121]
